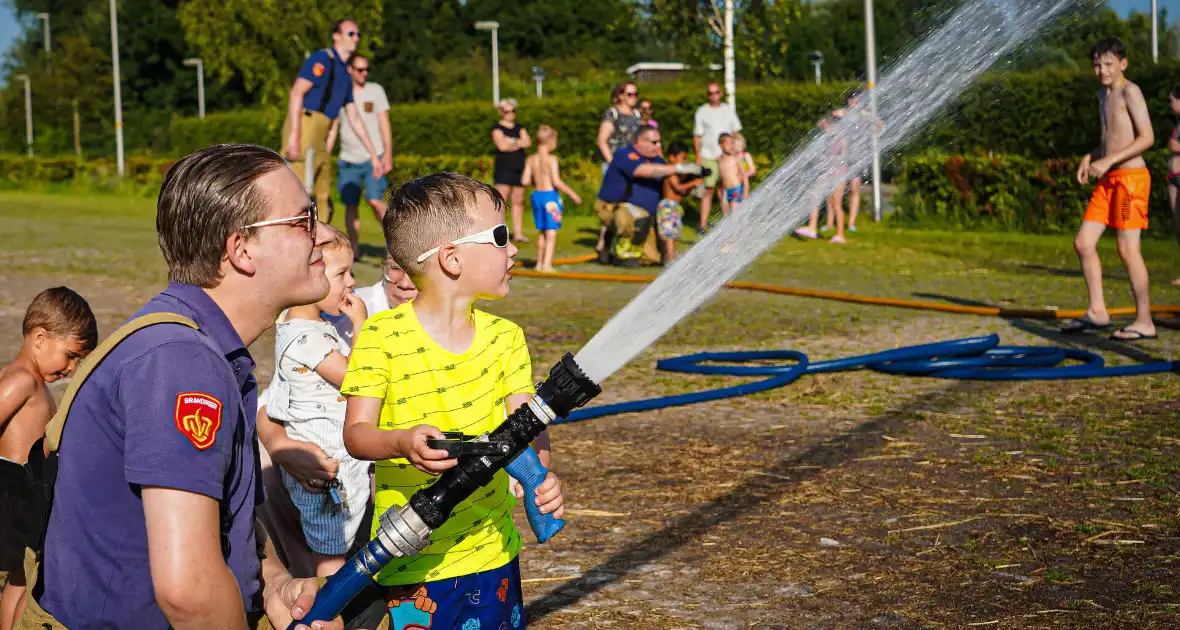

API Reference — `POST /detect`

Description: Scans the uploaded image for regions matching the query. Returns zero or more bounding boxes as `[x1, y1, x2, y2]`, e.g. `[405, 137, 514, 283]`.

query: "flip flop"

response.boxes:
[1110, 328, 1158, 342]
[1059, 317, 1113, 333]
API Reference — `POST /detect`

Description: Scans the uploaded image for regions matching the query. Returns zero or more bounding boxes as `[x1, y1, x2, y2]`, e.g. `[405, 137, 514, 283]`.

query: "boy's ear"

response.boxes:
[31, 327, 48, 349]
[1120, 58, 1129, 72]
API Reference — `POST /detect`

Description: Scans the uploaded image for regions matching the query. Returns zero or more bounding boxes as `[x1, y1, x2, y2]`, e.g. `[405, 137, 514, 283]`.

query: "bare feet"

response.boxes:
[1172, 277, 1180, 286]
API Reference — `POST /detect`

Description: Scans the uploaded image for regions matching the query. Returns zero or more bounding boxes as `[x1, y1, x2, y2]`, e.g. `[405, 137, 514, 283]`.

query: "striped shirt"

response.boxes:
[340, 301, 535, 585]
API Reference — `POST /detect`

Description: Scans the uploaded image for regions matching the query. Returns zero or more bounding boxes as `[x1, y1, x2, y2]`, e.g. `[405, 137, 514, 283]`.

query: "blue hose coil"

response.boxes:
[552, 335, 1176, 425]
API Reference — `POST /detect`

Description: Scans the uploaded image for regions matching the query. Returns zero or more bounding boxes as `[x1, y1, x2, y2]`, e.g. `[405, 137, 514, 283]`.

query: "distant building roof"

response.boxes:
[626, 62, 690, 75]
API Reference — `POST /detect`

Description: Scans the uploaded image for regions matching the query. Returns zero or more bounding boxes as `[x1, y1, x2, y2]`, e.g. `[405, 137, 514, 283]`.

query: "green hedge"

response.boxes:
[893, 150, 1176, 234]
[166, 82, 853, 161]
[0, 153, 773, 219]
[164, 63, 1180, 162]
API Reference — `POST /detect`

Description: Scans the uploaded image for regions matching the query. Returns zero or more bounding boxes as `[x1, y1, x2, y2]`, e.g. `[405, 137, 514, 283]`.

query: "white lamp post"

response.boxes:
[36, 13, 50, 54]
[809, 51, 824, 85]
[14, 74, 32, 157]
[866, 0, 882, 222]
[110, 0, 124, 176]
[183, 58, 205, 119]
[1152, 0, 1159, 63]
[532, 65, 544, 99]
[475, 21, 500, 106]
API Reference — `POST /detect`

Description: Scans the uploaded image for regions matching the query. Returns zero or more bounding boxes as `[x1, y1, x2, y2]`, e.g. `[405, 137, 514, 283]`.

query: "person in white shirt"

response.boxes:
[255, 254, 416, 578]
[693, 82, 743, 235]
[327, 54, 393, 258]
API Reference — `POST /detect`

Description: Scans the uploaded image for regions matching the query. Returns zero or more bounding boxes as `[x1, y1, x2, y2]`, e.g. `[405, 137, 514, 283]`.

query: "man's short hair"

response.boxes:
[157, 143, 288, 288]
[1091, 37, 1126, 61]
[333, 18, 356, 36]
[636, 126, 660, 142]
[718, 132, 732, 143]
[384, 172, 504, 277]
[535, 125, 556, 143]
[23, 286, 98, 351]
[349, 54, 368, 68]
[319, 225, 353, 257]
[667, 141, 688, 156]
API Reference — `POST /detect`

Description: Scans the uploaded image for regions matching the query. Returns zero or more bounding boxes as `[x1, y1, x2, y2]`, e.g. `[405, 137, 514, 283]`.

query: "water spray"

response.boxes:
[289, 354, 601, 628]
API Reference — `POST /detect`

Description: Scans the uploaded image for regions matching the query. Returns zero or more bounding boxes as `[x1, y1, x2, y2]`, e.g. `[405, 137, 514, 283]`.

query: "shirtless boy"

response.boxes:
[0, 287, 96, 630]
[523, 125, 582, 273]
[658, 141, 704, 262]
[717, 133, 748, 215]
[1167, 86, 1180, 286]
[1062, 38, 1156, 341]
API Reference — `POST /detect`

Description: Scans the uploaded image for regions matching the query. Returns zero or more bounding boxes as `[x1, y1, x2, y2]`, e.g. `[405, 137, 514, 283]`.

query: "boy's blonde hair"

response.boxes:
[384, 172, 504, 277]
[319, 224, 353, 258]
[535, 125, 557, 144]
[23, 286, 99, 352]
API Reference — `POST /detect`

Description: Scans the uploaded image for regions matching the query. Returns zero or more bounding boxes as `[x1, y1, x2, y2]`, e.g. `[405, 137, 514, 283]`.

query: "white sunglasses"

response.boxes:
[416, 224, 510, 263]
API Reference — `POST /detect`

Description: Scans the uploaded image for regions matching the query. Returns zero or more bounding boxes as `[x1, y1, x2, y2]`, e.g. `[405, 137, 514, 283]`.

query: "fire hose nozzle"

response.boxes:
[536, 353, 601, 418]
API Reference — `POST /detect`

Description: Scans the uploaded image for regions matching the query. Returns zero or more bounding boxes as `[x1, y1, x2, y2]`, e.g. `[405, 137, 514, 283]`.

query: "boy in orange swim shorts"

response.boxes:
[1063, 37, 1158, 341]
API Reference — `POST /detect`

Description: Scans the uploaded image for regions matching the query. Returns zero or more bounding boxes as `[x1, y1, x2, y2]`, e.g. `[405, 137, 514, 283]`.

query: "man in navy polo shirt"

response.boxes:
[596, 127, 704, 266]
[33, 144, 344, 630]
[284, 18, 384, 223]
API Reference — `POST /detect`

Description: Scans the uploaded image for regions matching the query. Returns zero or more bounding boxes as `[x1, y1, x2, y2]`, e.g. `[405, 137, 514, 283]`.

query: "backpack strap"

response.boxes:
[45, 312, 198, 453]
[317, 48, 338, 115]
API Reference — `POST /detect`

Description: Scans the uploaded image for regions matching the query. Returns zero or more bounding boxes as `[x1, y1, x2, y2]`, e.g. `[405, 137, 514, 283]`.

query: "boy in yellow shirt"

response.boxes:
[342, 173, 563, 630]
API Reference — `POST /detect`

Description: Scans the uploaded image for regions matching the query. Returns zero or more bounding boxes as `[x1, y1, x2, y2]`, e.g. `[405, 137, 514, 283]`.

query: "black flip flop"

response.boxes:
[1110, 328, 1158, 342]
[1060, 317, 1113, 334]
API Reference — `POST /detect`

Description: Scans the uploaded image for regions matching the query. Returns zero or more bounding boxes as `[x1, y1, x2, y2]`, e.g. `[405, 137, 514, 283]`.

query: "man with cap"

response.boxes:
[27, 144, 344, 630]
[284, 18, 385, 222]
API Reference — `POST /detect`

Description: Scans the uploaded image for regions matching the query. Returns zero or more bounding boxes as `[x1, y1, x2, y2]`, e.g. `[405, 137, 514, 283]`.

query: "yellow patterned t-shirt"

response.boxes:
[340, 301, 535, 585]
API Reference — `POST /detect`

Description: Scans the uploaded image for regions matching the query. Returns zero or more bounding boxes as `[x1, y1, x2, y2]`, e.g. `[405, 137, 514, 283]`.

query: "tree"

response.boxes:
[178, 0, 384, 106]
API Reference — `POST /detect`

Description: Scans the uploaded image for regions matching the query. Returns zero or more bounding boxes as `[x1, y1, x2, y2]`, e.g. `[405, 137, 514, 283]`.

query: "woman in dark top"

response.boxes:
[491, 98, 532, 243]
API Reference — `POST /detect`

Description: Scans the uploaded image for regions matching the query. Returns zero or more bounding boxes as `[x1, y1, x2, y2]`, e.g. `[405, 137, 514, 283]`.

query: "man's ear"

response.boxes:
[225, 231, 257, 277]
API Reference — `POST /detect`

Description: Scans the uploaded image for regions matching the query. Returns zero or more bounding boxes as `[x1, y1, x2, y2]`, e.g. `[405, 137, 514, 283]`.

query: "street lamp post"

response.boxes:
[865, 0, 882, 222]
[14, 74, 32, 157]
[532, 66, 544, 99]
[36, 13, 50, 54]
[110, 0, 124, 176]
[475, 21, 500, 106]
[183, 58, 205, 119]
[809, 51, 824, 85]
[1152, 0, 1159, 63]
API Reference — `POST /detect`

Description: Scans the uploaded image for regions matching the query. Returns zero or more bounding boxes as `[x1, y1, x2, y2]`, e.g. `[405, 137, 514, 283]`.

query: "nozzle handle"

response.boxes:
[505, 446, 565, 543]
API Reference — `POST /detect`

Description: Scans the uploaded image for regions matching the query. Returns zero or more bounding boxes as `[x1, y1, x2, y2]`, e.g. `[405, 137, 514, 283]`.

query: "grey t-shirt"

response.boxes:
[340, 82, 390, 164]
[603, 107, 644, 160]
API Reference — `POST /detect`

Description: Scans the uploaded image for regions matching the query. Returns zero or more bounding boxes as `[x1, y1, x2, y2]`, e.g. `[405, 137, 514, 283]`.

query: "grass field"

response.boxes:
[1, 191, 1179, 628]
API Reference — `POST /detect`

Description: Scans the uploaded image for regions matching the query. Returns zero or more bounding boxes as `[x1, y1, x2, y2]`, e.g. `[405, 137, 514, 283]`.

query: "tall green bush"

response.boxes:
[163, 63, 1180, 162]
[894, 150, 1176, 235]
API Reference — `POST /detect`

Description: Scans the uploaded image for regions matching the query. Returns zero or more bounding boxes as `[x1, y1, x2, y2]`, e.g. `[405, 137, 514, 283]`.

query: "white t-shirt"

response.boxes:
[693, 103, 743, 160]
[268, 316, 351, 450]
[354, 280, 391, 316]
[340, 82, 390, 164]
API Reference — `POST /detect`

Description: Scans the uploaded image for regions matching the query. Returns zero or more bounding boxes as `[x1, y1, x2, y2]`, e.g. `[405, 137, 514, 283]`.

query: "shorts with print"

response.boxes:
[1084, 168, 1150, 230]
[656, 198, 683, 241]
[386, 557, 525, 630]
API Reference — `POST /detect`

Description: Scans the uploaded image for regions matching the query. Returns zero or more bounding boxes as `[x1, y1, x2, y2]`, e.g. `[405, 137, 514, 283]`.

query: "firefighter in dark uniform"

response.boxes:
[284, 18, 385, 220]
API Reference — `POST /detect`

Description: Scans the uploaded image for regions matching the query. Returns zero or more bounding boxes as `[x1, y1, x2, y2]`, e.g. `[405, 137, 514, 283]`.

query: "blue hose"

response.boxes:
[551, 335, 1177, 425]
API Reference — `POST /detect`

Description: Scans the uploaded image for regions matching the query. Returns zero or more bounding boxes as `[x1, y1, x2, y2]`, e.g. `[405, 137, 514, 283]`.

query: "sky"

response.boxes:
[0, 1, 1174, 70]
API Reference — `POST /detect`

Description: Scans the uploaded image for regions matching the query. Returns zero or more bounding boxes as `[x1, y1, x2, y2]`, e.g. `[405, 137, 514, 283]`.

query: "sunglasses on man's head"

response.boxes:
[244, 201, 318, 241]
[416, 224, 510, 263]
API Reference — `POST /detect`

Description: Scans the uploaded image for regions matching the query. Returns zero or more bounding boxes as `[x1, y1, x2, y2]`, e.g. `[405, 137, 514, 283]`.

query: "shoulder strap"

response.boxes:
[45, 313, 198, 453]
[318, 48, 337, 114]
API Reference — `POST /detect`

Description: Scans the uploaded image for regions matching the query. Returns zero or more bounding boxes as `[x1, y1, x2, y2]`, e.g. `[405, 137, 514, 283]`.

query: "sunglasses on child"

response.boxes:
[416, 224, 510, 263]
[244, 202, 318, 241]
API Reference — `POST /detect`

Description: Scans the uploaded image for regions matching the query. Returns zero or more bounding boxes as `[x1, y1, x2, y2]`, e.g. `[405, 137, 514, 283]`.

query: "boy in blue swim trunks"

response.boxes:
[717, 133, 748, 215]
[522, 125, 582, 272]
